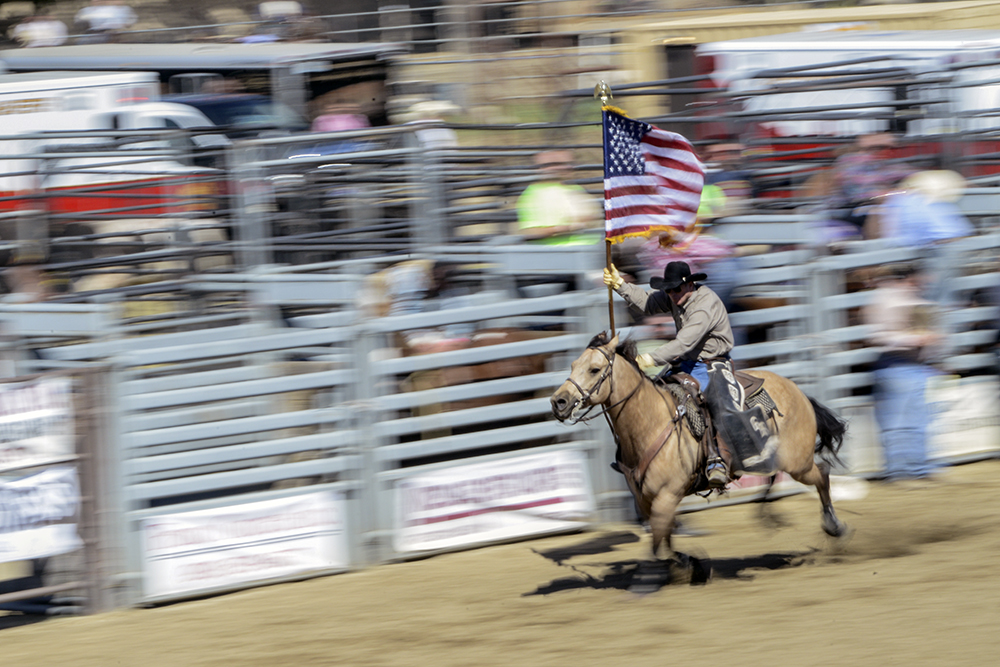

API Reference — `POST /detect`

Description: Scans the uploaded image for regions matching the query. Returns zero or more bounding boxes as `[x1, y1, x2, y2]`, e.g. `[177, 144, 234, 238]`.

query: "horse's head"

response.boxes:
[551, 332, 619, 424]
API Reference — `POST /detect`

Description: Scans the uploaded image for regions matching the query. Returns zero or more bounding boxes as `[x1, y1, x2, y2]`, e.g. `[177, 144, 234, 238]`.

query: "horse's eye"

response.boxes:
[590, 368, 600, 375]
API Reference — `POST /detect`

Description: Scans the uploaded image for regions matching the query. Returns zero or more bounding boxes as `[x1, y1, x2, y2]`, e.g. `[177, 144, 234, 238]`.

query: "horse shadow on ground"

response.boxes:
[523, 530, 814, 596]
[0, 613, 49, 631]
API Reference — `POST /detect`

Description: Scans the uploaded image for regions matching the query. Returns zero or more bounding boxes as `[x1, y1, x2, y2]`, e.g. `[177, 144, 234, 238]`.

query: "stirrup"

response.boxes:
[706, 458, 729, 489]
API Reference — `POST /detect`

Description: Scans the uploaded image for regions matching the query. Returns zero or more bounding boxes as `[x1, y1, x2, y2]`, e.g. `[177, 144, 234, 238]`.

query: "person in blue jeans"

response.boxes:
[604, 260, 737, 487]
[864, 263, 943, 481]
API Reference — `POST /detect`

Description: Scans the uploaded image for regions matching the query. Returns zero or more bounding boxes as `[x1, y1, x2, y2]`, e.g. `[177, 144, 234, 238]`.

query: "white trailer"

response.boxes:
[695, 29, 1000, 138]
[0, 70, 224, 216]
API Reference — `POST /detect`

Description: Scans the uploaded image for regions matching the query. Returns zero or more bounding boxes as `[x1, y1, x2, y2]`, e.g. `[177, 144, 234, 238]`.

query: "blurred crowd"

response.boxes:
[5, 0, 330, 47]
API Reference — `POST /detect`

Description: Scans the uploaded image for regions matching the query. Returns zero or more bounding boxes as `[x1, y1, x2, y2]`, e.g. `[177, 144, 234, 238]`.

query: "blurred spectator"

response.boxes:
[10, 10, 68, 47]
[404, 100, 460, 150]
[242, 1, 322, 42]
[516, 149, 600, 245]
[363, 259, 471, 353]
[875, 169, 974, 306]
[826, 133, 911, 235]
[73, 0, 137, 43]
[257, 1, 303, 21]
[875, 169, 972, 246]
[699, 141, 759, 219]
[864, 262, 943, 483]
[235, 27, 281, 43]
[0, 242, 52, 304]
[311, 102, 370, 133]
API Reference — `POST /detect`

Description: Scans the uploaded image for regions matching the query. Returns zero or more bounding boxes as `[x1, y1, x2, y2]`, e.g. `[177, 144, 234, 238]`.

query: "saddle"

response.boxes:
[659, 364, 779, 477]
[658, 368, 766, 412]
[660, 373, 707, 439]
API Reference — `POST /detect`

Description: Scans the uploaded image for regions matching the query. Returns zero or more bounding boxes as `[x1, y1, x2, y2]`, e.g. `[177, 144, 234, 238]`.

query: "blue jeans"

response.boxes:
[873, 362, 939, 480]
[673, 358, 709, 390]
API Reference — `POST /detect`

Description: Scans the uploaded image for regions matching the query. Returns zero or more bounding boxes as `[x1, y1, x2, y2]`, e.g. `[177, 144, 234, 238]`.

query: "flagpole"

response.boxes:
[595, 81, 615, 337]
[605, 240, 615, 336]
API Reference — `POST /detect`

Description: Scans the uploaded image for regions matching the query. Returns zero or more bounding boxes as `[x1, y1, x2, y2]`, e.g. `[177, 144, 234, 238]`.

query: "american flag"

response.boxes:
[602, 108, 705, 243]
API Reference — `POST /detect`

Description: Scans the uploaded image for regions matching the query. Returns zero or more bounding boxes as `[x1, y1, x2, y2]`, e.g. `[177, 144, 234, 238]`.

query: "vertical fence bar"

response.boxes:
[230, 143, 274, 270]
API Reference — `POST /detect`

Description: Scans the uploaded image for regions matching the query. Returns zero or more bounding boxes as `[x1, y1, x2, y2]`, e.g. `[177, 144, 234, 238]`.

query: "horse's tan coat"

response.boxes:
[551, 335, 842, 559]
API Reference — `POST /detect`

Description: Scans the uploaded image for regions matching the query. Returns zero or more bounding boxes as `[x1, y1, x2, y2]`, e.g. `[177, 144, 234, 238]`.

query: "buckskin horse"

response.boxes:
[550, 332, 848, 581]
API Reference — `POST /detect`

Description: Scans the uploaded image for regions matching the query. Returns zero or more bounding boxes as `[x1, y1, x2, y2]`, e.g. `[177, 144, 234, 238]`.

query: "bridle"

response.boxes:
[563, 346, 642, 424]
[564, 344, 697, 494]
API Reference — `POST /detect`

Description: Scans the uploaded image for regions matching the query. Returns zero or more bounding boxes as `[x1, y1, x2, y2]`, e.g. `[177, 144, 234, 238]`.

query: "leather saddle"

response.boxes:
[662, 369, 765, 411]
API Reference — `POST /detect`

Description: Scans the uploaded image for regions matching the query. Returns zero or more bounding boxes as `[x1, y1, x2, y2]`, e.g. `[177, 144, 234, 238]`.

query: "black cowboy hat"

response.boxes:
[650, 261, 707, 291]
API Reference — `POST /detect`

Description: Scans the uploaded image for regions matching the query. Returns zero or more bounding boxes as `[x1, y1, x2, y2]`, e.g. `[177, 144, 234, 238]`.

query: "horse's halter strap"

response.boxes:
[566, 347, 642, 423]
[564, 347, 614, 420]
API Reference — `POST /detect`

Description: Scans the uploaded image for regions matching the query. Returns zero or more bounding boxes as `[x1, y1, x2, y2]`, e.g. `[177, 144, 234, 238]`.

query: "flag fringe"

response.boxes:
[601, 104, 630, 117]
[605, 227, 681, 245]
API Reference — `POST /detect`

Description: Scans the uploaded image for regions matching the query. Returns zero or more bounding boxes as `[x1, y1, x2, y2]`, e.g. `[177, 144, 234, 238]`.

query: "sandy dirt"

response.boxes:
[3, 459, 1000, 667]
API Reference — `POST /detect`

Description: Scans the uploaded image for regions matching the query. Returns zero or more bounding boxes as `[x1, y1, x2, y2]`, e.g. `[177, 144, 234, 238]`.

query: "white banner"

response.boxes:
[394, 449, 593, 554]
[928, 375, 1000, 461]
[0, 377, 74, 473]
[0, 466, 82, 563]
[142, 491, 348, 599]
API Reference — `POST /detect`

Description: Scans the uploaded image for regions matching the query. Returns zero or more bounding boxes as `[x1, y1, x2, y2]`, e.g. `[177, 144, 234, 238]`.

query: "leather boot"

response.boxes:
[706, 456, 729, 488]
[706, 436, 730, 488]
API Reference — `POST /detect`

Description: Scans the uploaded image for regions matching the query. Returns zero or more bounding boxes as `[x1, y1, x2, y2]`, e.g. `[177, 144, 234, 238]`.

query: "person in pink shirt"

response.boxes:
[311, 103, 370, 133]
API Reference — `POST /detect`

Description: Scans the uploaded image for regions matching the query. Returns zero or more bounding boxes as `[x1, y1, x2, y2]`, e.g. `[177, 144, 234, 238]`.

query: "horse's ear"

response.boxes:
[608, 333, 619, 349]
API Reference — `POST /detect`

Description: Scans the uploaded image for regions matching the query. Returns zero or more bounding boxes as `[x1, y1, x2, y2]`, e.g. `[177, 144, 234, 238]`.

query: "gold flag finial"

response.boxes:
[594, 81, 613, 106]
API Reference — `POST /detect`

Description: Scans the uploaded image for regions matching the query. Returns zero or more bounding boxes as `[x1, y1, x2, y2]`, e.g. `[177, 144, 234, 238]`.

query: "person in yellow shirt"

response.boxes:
[516, 150, 600, 246]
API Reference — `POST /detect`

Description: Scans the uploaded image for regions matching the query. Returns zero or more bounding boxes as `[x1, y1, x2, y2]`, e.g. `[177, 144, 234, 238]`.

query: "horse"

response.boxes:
[550, 332, 848, 577]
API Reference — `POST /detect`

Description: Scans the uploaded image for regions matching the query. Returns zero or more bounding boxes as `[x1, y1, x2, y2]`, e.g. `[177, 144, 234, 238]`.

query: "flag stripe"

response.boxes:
[606, 176, 702, 198]
[602, 108, 704, 243]
[605, 193, 700, 215]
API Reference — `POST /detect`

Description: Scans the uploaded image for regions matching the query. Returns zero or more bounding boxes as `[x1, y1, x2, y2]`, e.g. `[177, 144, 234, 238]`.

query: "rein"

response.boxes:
[567, 345, 695, 493]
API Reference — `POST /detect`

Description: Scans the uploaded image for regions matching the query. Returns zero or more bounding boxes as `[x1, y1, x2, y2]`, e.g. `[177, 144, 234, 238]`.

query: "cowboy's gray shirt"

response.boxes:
[615, 281, 735, 366]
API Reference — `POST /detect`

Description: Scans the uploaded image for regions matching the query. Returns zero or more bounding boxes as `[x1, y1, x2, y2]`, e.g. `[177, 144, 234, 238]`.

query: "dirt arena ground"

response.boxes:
[4, 459, 1000, 667]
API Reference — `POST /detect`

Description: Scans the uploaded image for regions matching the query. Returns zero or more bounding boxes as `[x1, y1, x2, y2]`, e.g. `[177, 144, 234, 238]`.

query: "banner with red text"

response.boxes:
[394, 449, 593, 553]
[142, 491, 348, 599]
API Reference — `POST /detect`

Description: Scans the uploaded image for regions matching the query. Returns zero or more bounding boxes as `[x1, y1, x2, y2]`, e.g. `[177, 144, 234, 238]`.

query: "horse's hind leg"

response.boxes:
[790, 463, 846, 537]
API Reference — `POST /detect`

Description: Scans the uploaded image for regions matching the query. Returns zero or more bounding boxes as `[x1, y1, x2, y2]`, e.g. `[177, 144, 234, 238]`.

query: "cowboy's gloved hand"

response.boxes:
[637, 353, 656, 371]
[603, 265, 624, 290]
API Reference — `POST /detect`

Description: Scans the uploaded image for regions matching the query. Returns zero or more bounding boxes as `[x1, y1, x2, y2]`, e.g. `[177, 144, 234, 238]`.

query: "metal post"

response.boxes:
[230, 143, 274, 269]
[349, 321, 384, 565]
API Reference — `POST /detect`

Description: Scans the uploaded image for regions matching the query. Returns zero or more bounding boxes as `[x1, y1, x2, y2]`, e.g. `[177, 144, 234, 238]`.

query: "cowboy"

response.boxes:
[604, 260, 768, 488]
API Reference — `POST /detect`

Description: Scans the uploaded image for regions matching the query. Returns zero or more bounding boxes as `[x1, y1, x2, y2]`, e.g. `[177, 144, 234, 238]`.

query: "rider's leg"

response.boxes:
[689, 359, 710, 390]
[658, 359, 728, 487]
[705, 446, 729, 488]
[702, 361, 733, 488]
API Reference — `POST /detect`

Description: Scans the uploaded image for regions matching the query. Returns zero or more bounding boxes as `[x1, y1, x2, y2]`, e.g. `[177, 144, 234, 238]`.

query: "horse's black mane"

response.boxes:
[587, 331, 640, 366]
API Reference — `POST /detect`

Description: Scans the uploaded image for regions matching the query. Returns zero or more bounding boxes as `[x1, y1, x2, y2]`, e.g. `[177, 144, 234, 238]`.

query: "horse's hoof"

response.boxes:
[822, 517, 847, 538]
[628, 561, 669, 595]
[667, 553, 712, 586]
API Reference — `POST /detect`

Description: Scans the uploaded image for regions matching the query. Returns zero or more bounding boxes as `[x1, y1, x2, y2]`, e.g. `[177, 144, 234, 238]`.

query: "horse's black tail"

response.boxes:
[809, 396, 847, 466]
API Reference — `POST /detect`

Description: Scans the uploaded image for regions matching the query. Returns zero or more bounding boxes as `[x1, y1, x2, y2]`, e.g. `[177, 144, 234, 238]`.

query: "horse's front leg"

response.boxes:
[648, 489, 683, 560]
[628, 489, 684, 594]
[643, 488, 712, 588]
